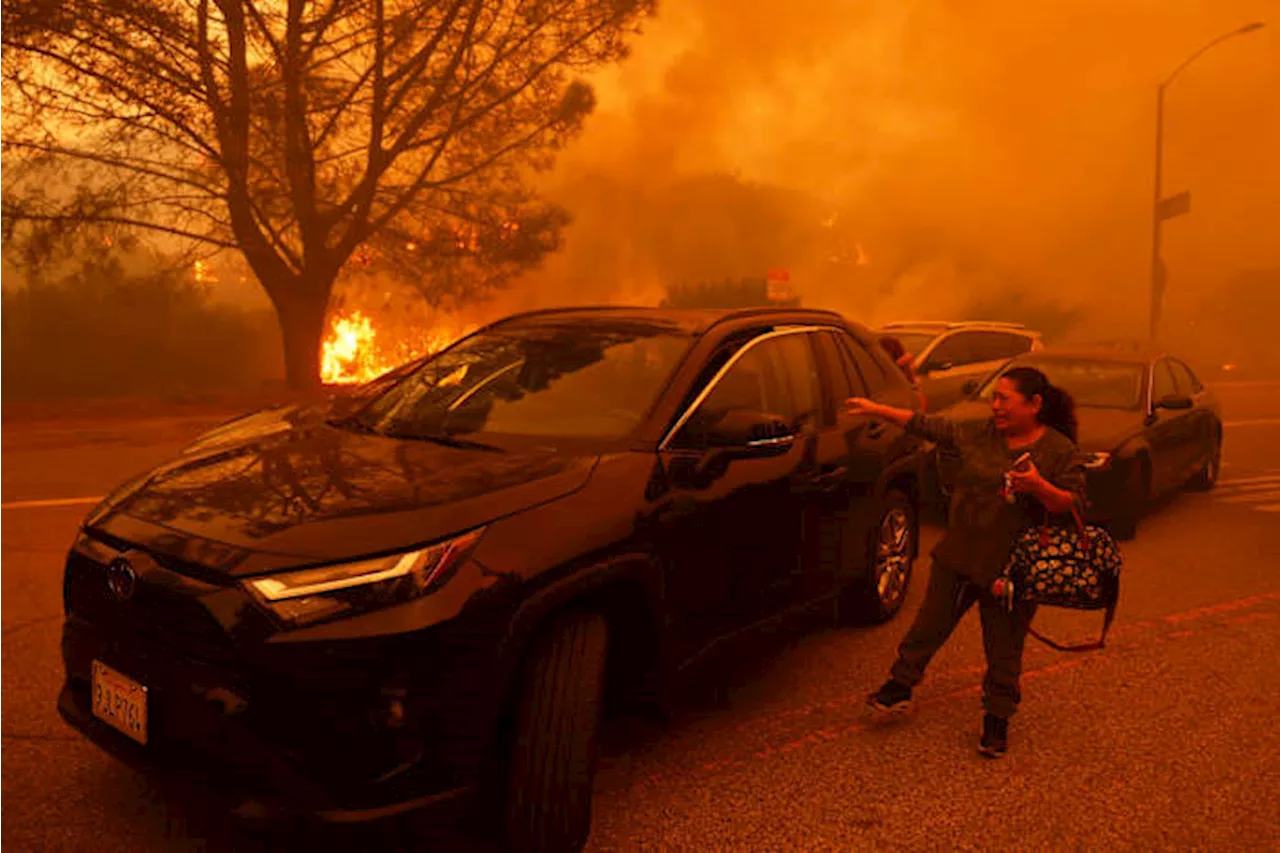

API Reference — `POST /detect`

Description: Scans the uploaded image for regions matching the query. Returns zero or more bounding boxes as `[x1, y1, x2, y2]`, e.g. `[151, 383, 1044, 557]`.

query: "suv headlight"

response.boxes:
[243, 527, 485, 627]
[1082, 452, 1112, 470]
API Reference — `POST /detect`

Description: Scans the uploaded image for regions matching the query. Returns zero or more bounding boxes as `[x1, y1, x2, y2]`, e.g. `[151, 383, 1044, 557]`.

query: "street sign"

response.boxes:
[1157, 190, 1191, 221]
[766, 268, 794, 302]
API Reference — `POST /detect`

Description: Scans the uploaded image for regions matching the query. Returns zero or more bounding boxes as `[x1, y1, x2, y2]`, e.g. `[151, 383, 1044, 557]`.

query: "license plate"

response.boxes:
[92, 660, 148, 745]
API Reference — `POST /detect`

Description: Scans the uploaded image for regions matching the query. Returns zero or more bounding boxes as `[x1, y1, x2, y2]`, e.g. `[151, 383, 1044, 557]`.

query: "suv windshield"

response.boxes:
[978, 359, 1145, 410]
[348, 321, 693, 441]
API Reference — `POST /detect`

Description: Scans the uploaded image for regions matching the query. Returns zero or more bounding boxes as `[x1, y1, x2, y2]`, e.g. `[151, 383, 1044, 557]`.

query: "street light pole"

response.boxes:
[1149, 82, 1166, 342]
[1148, 21, 1266, 342]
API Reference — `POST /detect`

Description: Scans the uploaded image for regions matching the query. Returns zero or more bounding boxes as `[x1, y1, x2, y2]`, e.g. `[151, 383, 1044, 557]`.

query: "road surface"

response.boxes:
[4, 384, 1279, 851]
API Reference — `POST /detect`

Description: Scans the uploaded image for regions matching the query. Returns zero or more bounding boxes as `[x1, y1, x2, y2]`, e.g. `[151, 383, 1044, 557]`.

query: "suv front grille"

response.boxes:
[65, 551, 239, 668]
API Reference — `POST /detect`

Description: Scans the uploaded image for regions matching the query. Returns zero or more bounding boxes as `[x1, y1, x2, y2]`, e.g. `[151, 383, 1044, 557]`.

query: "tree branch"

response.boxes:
[5, 42, 222, 160]
[5, 212, 237, 247]
[4, 141, 220, 196]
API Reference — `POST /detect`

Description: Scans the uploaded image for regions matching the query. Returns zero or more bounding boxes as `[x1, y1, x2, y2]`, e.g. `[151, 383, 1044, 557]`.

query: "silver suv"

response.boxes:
[877, 321, 1044, 411]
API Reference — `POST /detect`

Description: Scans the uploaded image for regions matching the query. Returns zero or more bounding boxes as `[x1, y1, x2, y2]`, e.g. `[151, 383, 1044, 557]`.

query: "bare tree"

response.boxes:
[2, 0, 653, 388]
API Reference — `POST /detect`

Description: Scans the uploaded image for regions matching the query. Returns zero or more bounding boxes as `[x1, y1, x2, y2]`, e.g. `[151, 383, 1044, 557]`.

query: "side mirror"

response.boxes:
[704, 408, 797, 457]
[1155, 393, 1193, 411]
[961, 378, 980, 397]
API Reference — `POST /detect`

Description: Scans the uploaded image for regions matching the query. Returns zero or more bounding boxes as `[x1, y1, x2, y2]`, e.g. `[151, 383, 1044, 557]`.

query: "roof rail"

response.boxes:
[881, 320, 1029, 330]
[947, 320, 1027, 329]
[491, 305, 656, 322]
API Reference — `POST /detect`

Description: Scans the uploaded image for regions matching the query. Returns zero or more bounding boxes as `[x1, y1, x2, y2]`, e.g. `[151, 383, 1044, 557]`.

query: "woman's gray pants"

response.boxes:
[889, 561, 1034, 719]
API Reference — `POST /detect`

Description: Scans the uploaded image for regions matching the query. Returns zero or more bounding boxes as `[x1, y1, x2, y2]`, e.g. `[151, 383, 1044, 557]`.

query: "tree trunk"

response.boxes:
[271, 284, 331, 392]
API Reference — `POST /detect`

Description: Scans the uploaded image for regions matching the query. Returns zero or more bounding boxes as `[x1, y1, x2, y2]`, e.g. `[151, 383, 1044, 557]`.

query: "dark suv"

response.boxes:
[58, 307, 925, 851]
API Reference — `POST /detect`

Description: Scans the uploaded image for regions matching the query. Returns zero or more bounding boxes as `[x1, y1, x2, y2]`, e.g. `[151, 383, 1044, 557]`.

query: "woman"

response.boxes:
[878, 335, 926, 411]
[845, 366, 1086, 758]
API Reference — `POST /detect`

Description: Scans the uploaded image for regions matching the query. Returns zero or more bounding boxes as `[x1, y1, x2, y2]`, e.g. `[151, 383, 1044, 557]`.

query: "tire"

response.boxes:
[1187, 432, 1222, 492]
[504, 612, 609, 853]
[846, 488, 916, 623]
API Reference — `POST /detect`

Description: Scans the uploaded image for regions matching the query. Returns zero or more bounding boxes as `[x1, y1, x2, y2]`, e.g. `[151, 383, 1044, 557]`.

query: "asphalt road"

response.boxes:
[4, 383, 1279, 851]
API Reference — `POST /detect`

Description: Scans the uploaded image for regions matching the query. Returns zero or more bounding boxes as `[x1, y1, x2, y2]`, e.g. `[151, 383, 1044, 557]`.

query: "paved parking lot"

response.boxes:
[4, 382, 1279, 850]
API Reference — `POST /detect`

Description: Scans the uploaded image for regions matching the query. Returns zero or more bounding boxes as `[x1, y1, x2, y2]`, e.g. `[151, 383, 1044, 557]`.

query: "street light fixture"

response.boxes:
[1148, 21, 1267, 341]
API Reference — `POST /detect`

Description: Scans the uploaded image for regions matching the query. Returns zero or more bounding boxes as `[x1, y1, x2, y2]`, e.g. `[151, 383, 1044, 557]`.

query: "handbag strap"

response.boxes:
[1025, 595, 1117, 653]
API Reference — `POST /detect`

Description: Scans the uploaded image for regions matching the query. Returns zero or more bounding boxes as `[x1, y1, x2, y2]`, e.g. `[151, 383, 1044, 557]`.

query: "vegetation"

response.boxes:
[3, 0, 654, 388]
[2, 230, 278, 400]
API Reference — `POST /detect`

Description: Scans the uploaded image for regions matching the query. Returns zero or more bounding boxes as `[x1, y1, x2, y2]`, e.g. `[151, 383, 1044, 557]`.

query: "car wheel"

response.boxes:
[847, 488, 916, 623]
[505, 612, 609, 853]
[1187, 433, 1222, 492]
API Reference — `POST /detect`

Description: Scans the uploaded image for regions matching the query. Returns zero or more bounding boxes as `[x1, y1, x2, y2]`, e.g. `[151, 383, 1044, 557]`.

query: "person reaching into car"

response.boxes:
[878, 335, 926, 411]
[844, 366, 1086, 758]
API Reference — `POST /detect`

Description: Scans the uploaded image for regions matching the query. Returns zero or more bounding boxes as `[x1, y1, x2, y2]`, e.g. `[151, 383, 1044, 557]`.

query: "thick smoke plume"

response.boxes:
[484, 0, 1278, 367]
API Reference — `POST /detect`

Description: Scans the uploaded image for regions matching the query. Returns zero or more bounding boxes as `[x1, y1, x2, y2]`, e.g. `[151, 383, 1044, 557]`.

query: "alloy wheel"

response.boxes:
[874, 507, 912, 606]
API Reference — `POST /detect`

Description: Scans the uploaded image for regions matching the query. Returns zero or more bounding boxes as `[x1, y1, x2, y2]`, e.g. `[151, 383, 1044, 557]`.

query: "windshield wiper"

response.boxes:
[381, 428, 504, 452]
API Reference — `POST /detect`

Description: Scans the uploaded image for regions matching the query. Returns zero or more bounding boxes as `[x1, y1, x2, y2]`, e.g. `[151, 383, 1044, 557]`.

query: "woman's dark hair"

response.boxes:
[878, 335, 906, 363]
[1002, 366, 1078, 442]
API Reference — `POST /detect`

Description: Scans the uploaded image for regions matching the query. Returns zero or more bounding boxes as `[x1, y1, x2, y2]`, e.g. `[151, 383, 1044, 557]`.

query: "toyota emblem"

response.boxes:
[106, 558, 137, 601]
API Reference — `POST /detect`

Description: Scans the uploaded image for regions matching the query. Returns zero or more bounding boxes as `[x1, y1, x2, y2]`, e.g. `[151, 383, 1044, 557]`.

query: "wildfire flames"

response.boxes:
[321, 309, 473, 385]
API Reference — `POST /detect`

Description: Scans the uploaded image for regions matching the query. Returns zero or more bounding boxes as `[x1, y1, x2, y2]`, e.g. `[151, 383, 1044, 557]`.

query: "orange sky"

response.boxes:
[517, 0, 1279, 336]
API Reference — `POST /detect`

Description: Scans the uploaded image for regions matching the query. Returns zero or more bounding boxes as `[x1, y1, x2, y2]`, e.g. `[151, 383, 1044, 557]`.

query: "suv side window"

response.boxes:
[772, 333, 822, 427]
[967, 331, 1030, 363]
[1170, 359, 1202, 394]
[837, 333, 887, 395]
[672, 333, 816, 447]
[997, 332, 1034, 358]
[1152, 359, 1178, 401]
[813, 332, 860, 424]
[924, 332, 977, 370]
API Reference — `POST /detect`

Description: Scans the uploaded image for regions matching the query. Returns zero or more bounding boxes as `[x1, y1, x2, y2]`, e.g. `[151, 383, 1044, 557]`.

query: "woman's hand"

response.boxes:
[1008, 460, 1078, 513]
[843, 397, 881, 417]
[843, 397, 915, 428]
[1005, 460, 1045, 494]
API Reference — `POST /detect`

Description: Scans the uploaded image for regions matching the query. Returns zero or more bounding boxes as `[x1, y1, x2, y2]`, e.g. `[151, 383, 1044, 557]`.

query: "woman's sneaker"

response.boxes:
[978, 713, 1009, 758]
[866, 679, 913, 714]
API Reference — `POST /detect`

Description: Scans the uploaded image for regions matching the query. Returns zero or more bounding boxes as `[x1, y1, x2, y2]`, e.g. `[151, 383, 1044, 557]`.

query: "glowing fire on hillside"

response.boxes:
[320, 309, 474, 385]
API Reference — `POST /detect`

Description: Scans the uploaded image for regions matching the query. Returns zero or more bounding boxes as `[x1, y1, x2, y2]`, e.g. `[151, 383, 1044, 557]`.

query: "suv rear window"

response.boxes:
[925, 333, 977, 369]
[971, 331, 1032, 362]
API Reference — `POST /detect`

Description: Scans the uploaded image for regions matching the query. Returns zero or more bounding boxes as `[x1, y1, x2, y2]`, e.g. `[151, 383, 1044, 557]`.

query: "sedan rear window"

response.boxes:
[978, 360, 1146, 410]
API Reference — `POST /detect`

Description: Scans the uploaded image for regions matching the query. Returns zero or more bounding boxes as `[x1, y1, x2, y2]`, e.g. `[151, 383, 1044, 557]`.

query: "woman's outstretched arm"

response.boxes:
[844, 398, 960, 448]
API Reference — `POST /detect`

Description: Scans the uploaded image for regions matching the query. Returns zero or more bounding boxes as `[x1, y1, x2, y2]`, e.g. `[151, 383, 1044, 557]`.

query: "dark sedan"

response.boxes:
[58, 306, 927, 851]
[931, 348, 1223, 539]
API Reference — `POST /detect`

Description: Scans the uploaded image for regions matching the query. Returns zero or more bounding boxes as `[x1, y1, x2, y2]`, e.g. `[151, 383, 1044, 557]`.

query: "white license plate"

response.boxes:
[92, 660, 148, 745]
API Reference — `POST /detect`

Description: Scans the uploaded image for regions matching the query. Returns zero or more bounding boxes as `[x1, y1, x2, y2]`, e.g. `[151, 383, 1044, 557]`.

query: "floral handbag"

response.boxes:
[998, 506, 1123, 652]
